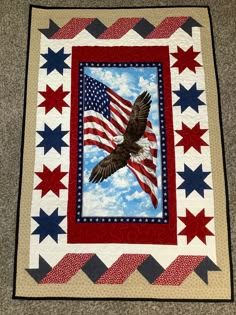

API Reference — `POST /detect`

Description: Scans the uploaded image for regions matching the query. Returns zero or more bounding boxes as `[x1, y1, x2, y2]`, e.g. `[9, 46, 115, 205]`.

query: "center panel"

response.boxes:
[77, 62, 166, 224]
[68, 46, 177, 244]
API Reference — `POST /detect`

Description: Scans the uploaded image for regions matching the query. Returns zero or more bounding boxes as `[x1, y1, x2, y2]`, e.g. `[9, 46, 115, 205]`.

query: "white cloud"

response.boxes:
[138, 76, 157, 95]
[127, 170, 139, 186]
[150, 108, 159, 121]
[90, 68, 138, 100]
[139, 197, 152, 209]
[83, 169, 90, 184]
[112, 177, 130, 189]
[84, 145, 99, 153]
[90, 155, 99, 163]
[136, 68, 145, 73]
[157, 175, 162, 188]
[126, 190, 146, 201]
[156, 211, 163, 218]
[136, 211, 149, 217]
[150, 73, 156, 82]
[84, 145, 108, 165]
[111, 167, 132, 189]
[83, 187, 125, 217]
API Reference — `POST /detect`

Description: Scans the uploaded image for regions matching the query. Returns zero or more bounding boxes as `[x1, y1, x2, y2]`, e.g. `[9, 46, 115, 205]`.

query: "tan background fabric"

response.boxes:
[0, 0, 235, 313]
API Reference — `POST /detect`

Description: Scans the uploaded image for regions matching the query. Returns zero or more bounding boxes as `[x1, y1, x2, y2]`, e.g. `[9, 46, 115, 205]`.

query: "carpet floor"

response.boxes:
[0, 0, 235, 314]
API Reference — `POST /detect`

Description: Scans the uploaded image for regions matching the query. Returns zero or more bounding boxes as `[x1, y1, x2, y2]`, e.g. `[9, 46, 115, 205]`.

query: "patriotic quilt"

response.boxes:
[14, 6, 232, 300]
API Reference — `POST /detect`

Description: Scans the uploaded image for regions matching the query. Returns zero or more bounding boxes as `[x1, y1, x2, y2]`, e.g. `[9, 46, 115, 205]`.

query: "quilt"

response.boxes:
[13, 5, 232, 300]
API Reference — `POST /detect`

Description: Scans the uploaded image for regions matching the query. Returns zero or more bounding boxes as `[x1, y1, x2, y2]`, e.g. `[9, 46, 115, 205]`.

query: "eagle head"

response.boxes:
[113, 135, 124, 145]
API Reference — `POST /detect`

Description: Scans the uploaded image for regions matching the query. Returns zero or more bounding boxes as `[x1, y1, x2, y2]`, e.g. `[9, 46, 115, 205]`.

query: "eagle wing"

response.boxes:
[124, 91, 152, 142]
[89, 144, 130, 183]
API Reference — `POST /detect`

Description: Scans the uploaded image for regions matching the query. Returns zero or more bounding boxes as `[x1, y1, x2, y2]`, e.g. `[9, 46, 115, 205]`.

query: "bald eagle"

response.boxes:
[89, 91, 152, 183]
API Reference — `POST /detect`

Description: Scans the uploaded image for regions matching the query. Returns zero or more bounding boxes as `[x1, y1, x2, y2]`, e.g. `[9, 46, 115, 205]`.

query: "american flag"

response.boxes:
[83, 74, 158, 208]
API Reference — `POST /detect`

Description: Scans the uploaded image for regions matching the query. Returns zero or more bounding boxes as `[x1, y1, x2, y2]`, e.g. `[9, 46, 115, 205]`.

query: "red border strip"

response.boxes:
[40, 254, 94, 284]
[98, 18, 142, 39]
[96, 254, 149, 284]
[37, 254, 208, 285]
[68, 46, 176, 244]
[146, 17, 189, 38]
[51, 18, 95, 39]
[153, 255, 206, 285]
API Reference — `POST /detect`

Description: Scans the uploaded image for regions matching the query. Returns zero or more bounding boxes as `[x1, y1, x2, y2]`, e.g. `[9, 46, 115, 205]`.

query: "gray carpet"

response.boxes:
[0, 0, 235, 313]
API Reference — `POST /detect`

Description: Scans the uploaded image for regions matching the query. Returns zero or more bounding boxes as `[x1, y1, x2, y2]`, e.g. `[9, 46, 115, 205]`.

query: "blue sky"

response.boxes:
[82, 66, 163, 218]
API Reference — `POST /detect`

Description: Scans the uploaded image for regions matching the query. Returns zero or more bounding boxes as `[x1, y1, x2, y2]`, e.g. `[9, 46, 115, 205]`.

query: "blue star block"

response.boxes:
[173, 83, 205, 113]
[177, 164, 212, 197]
[37, 124, 69, 154]
[32, 208, 66, 243]
[41, 48, 70, 75]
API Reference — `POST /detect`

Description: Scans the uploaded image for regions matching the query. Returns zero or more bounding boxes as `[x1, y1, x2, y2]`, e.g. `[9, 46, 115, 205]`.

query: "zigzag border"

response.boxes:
[39, 17, 202, 40]
[26, 254, 220, 285]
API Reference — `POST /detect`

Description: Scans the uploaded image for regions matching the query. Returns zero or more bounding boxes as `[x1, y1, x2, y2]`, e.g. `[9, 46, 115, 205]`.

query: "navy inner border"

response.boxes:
[76, 62, 168, 224]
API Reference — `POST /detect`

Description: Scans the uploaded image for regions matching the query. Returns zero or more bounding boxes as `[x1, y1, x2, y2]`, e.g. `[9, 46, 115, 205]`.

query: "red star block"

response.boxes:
[38, 85, 69, 114]
[171, 46, 202, 74]
[175, 122, 208, 153]
[178, 209, 214, 244]
[35, 165, 67, 197]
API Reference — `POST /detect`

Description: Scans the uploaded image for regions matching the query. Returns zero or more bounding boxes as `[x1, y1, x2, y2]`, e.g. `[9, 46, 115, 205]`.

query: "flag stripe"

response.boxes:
[84, 121, 115, 141]
[84, 120, 115, 141]
[84, 128, 113, 143]
[110, 110, 127, 130]
[143, 132, 157, 142]
[107, 88, 133, 108]
[128, 165, 158, 208]
[84, 113, 117, 136]
[109, 96, 132, 116]
[128, 164, 157, 193]
[151, 148, 157, 158]
[110, 118, 126, 134]
[129, 161, 157, 185]
[146, 121, 152, 128]
[110, 104, 129, 126]
[84, 133, 115, 150]
[141, 158, 156, 170]
[145, 125, 156, 136]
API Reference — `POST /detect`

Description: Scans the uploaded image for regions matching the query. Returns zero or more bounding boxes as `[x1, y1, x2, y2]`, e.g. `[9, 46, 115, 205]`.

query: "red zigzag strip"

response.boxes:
[38, 254, 206, 285]
[96, 254, 149, 284]
[40, 253, 94, 284]
[49, 17, 190, 39]
[146, 17, 189, 38]
[153, 255, 206, 285]
[98, 18, 142, 39]
[51, 18, 95, 39]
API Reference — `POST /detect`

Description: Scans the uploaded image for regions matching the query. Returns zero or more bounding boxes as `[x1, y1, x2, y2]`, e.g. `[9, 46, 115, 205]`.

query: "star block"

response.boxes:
[38, 85, 69, 114]
[41, 48, 70, 75]
[37, 124, 69, 154]
[173, 83, 205, 113]
[178, 209, 214, 244]
[175, 122, 208, 153]
[35, 165, 67, 197]
[32, 208, 66, 243]
[177, 164, 212, 197]
[171, 46, 202, 74]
